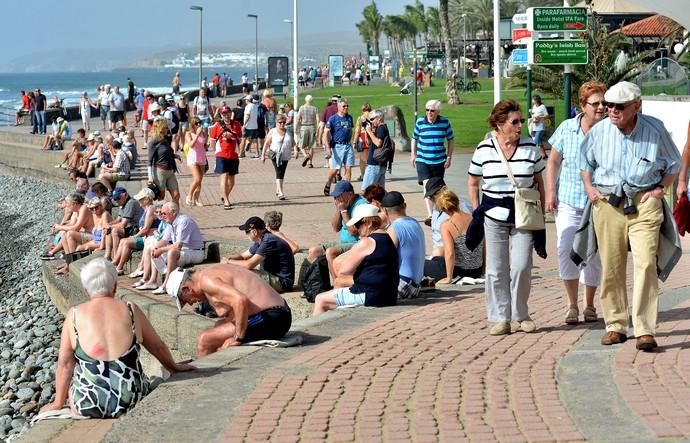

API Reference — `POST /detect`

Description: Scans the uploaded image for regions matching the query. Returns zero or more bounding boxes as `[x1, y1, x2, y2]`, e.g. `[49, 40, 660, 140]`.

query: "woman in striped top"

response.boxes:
[467, 99, 546, 336]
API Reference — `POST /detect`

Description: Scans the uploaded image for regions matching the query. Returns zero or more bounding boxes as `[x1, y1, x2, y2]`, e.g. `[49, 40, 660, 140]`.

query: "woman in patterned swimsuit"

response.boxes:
[40, 258, 195, 418]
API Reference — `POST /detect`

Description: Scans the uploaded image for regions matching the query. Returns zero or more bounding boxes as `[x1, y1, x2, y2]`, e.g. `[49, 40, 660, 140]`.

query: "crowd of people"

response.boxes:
[34, 74, 690, 422]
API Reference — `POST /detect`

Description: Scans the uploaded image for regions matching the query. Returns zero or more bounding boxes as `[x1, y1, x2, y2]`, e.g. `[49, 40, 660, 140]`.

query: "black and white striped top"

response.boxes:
[468, 135, 545, 200]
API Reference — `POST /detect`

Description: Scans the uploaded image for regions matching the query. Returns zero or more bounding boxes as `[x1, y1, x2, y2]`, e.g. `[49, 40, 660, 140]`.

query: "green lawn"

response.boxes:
[280, 78, 567, 150]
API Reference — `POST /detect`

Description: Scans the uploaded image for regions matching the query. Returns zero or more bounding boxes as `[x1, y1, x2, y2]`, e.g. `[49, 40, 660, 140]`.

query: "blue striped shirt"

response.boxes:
[580, 114, 680, 188]
[549, 114, 588, 209]
[412, 115, 454, 165]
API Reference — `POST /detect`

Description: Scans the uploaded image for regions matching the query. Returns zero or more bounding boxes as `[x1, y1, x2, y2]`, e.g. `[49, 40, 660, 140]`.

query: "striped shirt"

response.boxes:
[580, 114, 680, 188]
[548, 114, 588, 209]
[412, 115, 454, 165]
[296, 104, 318, 127]
[468, 135, 545, 200]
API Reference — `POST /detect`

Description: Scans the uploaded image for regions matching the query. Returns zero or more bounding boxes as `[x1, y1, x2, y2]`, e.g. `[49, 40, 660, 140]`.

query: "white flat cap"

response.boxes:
[604, 81, 641, 104]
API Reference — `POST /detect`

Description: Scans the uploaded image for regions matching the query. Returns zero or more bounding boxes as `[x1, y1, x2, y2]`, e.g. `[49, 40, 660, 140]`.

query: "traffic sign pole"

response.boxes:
[563, 0, 572, 121]
[413, 49, 418, 122]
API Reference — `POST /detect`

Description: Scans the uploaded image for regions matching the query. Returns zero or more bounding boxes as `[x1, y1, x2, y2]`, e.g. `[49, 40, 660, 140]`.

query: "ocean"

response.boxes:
[0, 67, 252, 123]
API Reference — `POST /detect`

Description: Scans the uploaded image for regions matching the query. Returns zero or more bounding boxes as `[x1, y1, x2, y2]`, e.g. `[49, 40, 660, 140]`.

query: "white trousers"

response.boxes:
[555, 202, 601, 286]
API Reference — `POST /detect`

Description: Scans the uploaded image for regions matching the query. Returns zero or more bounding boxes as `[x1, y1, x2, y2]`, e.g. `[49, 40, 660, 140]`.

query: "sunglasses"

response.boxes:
[159, 211, 169, 216]
[509, 118, 526, 126]
[277, 121, 286, 124]
[603, 101, 633, 111]
[88, 206, 98, 211]
[586, 101, 604, 108]
[341, 105, 349, 108]
[425, 109, 437, 113]
[354, 220, 364, 229]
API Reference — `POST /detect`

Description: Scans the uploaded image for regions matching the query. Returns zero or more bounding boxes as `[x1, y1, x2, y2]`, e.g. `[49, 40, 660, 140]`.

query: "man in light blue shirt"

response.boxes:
[580, 81, 680, 351]
[381, 191, 425, 299]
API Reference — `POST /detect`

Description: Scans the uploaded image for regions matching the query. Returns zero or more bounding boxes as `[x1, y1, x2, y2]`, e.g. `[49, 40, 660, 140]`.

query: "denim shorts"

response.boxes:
[329, 143, 355, 169]
[334, 287, 366, 306]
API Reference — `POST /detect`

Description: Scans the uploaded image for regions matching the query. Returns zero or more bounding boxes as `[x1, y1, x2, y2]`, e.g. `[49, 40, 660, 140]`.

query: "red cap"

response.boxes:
[220, 106, 232, 114]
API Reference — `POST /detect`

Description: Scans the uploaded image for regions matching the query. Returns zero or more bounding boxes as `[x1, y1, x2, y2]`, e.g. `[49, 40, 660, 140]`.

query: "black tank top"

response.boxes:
[350, 232, 399, 307]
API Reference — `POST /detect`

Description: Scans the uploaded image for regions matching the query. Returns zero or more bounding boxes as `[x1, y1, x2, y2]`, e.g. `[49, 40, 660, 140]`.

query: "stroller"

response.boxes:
[399, 79, 414, 95]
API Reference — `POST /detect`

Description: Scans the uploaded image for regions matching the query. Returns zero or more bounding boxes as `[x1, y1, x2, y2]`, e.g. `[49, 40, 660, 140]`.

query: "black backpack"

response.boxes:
[372, 135, 395, 164]
[301, 255, 332, 303]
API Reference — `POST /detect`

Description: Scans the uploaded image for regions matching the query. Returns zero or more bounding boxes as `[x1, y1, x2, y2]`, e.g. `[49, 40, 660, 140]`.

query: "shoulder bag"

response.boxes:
[493, 139, 545, 230]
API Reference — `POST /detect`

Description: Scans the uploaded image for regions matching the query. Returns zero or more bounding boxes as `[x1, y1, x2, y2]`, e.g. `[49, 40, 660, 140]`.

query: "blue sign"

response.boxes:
[513, 49, 528, 66]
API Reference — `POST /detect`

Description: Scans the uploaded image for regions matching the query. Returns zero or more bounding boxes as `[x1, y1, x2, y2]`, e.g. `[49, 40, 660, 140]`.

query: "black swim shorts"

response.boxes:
[214, 157, 239, 175]
[243, 303, 292, 343]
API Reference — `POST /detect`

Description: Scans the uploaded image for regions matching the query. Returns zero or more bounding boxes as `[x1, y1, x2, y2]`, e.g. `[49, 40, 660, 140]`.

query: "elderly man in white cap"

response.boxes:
[165, 264, 292, 357]
[579, 81, 681, 351]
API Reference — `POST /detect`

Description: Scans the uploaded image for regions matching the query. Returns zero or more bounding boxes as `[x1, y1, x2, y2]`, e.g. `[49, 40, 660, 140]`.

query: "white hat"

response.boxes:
[166, 268, 190, 310]
[149, 103, 161, 112]
[87, 133, 95, 141]
[604, 81, 641, 104]
[56, 117, 64, 123]
[133, 187, 155, 201]
[346, 203, 380, 227]
[92, 131, 101, 137]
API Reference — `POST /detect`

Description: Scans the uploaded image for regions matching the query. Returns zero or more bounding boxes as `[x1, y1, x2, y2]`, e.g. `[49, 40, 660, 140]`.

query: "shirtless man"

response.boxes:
[166, 264, 292, 357]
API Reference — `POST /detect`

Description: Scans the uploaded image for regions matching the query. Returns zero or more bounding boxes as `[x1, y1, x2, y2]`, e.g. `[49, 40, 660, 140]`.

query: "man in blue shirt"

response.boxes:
[322, 97, 354, 195]
[381, 191, 426, 299]
[580, 81, 680, 351]
[225, 216, 295, 293]
[411, 99, 454, 225]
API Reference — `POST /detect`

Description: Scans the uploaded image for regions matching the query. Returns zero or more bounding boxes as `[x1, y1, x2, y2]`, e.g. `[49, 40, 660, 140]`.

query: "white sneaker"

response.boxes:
[152, 286, 167, 295]
[128, 270, 144, 279]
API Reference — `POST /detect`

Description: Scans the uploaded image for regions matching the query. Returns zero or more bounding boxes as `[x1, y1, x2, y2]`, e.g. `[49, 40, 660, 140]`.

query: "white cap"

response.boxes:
[604, 81, 641, 104]
[87, 133, 95, 141]
[346, 203, 380, 227]
[166, 268, 190, 311]
[149, 103, 161, 112]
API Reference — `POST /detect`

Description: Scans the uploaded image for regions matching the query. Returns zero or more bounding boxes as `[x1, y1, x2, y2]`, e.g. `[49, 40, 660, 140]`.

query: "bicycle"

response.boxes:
[455, 78, 481, 93]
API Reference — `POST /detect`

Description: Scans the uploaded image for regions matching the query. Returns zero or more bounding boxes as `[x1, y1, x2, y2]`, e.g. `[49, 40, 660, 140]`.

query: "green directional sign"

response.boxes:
[426, 50, 445, 59]
[404, 49, 426, 58]
[529, 40, 588, 65]
[527, 7, 587, 32]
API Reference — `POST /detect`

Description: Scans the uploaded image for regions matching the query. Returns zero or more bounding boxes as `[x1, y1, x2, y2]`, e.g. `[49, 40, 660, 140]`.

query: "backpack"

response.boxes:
[256, 103, 267, 129]
[372, 135, 395, 164]
[301, 255, 332, 303]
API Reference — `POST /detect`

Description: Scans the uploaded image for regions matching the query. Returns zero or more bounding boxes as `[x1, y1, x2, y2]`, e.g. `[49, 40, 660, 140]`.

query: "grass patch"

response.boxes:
[283, 78, 567, 149]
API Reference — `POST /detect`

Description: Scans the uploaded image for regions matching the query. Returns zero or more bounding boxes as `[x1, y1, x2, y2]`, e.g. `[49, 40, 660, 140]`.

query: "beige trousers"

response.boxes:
[592, 196, 663, 337]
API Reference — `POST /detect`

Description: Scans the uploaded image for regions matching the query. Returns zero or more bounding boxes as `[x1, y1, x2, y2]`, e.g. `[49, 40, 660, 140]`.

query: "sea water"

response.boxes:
[0, 67, 252, 119]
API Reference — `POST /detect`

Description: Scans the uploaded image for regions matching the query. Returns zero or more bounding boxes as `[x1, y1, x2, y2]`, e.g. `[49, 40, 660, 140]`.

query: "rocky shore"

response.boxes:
[0, 175, 69, 441]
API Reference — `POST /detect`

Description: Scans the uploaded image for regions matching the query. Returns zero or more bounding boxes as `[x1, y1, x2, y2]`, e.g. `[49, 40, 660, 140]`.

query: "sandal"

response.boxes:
[420, 276, 436, 292]
[565, 305, 579, 325]
[583, 306, 597, 322]
[224, 204, 232, 210]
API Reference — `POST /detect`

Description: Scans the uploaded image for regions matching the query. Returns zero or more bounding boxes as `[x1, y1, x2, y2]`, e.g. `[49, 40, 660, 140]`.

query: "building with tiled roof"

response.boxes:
[614, 14, 681, 37]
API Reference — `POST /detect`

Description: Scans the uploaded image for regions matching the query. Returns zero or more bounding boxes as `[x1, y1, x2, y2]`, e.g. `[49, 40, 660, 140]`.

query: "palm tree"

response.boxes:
[356, 2, 384, 56]
[405, 0, 429, 47]
[383, 14, 417, 59]
[426, 7, 441, 46]
[441, 0, 460, 104]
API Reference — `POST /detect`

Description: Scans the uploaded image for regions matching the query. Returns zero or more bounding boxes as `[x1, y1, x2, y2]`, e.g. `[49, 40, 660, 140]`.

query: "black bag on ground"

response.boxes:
[301, 255, 332, 303]
[64, 250, 90, 264]
[373, 136, 394, 164]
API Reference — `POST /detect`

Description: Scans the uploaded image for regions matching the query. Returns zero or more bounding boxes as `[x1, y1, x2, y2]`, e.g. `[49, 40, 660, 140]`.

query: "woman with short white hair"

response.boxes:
[295, 94, 318, 168]
[40, 258, 194, 418]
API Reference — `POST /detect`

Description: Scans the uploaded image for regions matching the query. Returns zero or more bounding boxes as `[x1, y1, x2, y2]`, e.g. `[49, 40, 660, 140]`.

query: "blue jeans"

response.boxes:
[36, 111, 46, 134]
[361, 164, 386, 191]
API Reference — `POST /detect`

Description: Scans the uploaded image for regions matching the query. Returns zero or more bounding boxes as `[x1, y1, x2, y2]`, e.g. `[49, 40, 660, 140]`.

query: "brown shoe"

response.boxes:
[601, 331, 627, 345]
[636, 335, 658, 351]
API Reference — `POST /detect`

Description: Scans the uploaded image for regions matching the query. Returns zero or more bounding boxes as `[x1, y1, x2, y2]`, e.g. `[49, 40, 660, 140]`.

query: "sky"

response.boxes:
[0, 0, 435, 64]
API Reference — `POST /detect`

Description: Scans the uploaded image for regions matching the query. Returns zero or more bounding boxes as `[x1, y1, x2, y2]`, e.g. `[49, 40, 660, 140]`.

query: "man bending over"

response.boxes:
[166, 264, 292, 357]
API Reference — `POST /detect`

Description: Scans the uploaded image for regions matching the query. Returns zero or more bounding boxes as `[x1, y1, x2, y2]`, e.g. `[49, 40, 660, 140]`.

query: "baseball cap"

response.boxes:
[149, 103, 161, 112]
[220, 105, 232, 114]
[57, 117, 64, 123]
[346, 203, 380, 227]
[381, 191, 405, 208]
[424, 177, 446, 198]
[330, 180, 354, 198]
[165, 94, 174, 102]
[238, 216, 266, 231]
[87, 133, 95, 142]
[604, 81, 641, 104]
[166, 268, 190, 310]
[111, 187, 127, 200]
[330, 94, 341, 102]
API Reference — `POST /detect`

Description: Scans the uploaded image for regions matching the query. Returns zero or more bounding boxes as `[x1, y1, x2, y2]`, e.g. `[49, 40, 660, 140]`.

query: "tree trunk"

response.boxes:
[440, 0, 459, 104]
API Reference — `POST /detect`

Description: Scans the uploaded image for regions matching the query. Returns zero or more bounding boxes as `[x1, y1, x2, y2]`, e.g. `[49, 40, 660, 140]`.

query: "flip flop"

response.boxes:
[224, 204, 232, 210]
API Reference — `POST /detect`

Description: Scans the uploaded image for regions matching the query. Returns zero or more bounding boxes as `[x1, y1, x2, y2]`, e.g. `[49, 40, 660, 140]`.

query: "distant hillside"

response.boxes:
[2, 32, 365, 73]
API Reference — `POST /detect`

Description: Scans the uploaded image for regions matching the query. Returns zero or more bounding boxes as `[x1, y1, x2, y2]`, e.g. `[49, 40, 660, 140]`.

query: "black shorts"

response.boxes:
[243, 128, 258, 139]
[214, 157, 239, 175]
[244, 304, 292, 342]
[272, 159, 288, 179]
[110, 110, 124, 122]
[416, 161, 445, 185]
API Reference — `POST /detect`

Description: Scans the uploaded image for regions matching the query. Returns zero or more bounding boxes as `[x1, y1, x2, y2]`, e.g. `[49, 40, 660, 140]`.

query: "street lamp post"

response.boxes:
[190, 5, 203, 89]
[462, 13, 467, 89]
[248, 14, 259, 89]
[283, 19, 296, 100]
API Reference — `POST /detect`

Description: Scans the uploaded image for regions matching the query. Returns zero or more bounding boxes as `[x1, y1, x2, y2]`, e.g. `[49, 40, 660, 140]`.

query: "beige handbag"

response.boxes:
[494, 139, 545, 230]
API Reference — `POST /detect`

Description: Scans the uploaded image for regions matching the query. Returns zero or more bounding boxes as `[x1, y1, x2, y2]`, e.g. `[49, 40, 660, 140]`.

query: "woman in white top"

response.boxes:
[468, 99, 545, 336]
[261, 113, 297, 200]
[529, 95, 549, 158]
[79, 91, 96, 132]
